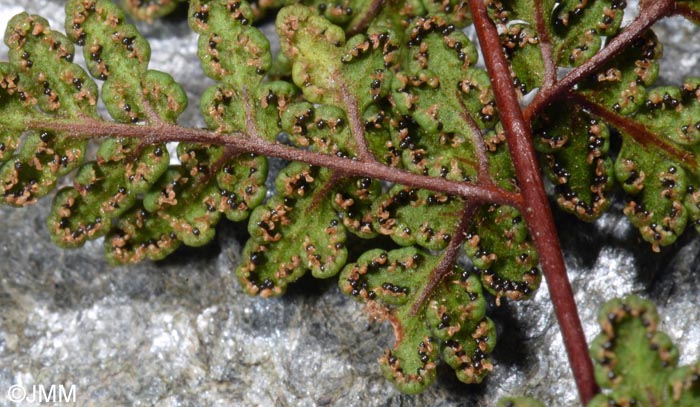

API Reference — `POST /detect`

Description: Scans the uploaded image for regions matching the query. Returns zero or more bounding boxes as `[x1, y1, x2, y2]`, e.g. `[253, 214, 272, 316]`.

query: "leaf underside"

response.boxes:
[1, 0, 699, 396]
[588, 295, 700, 406]
[499, 295, 700, 406]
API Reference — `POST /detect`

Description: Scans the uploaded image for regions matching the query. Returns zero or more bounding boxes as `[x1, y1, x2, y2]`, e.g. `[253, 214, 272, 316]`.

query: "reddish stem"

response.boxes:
[210, 145, 239, 176]
[456, 92, 491, 181]
[524, 0, 676, 122]
[534, 0, 557, 88]
[673, 2, 700, 21]
[241, 87, 260, 140]
[310, 171, 343, 210]
[410, 201, 476, 315]
[341, 80, 375, 162]
[28, 117, 523, 207]
[346, 0, 386, 36]
[469, 0, 597, 404]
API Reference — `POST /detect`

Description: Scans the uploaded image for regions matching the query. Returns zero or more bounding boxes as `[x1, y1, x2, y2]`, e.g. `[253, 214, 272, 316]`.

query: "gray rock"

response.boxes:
[0, 1, 698, 406]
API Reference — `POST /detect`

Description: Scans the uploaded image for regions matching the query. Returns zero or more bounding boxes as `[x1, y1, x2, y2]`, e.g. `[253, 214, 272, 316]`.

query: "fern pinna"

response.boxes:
[0, 0, 698, 403]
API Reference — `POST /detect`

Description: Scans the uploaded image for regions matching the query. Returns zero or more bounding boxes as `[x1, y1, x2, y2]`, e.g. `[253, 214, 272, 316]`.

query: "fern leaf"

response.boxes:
[572, 31, 699, 249]
[533, 104, 614, 220]
[392, 14, 494, 182]
[237, 163, 348, 296]
[372, 186, 462, 250]
[578, 30, 661, 116]
[340, 247, 495, 393]
[190, 0, 297, 139]
[466, 204, 541, 301]
[277, 4, 397, 126]
[489, 0, 625, 94]
[613, 83, 700, 251]
[48, 0, 186, 248]
[588, 295, 700, 406]
[0, 13, 97, 206]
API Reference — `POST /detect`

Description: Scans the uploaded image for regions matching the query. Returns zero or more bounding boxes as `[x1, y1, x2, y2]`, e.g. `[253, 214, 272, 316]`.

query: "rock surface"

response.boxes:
[0, 1, 698, 406]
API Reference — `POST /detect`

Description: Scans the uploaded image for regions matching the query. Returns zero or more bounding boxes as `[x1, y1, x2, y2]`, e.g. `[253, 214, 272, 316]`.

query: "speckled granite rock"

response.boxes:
[0, 1, 699, 406]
